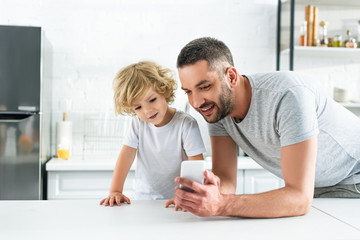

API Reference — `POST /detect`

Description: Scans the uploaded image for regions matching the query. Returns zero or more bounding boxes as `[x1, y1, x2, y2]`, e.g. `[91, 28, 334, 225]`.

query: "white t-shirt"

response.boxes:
[123, 109, 206, 200]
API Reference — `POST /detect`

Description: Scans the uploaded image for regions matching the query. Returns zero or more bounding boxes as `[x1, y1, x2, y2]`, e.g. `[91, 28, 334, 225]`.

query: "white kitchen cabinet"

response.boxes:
[235, 170, 244, 194]
[243, 170, 285, 194]
[47, 169, 247, 200]
[47, 170, 135, 200]
[46, 157, 283, 200]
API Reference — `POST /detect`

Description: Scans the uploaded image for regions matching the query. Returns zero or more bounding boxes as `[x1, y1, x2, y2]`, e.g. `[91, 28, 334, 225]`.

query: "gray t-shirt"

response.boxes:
[208, 72, 360, 187]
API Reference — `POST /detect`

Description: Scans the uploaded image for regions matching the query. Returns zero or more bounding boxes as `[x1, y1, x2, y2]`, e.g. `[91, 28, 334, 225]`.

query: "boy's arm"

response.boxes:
[100, 145, 136, 206]
[109, 145, 137, 193]
[188, 154, 204, 160]
[210, 136, 237, 194]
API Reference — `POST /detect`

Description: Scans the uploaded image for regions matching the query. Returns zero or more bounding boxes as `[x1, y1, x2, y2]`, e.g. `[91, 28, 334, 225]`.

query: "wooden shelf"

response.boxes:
[281, 46, 360, 57]
[281, 0, 360, 7]
[277, 0, 360, 70]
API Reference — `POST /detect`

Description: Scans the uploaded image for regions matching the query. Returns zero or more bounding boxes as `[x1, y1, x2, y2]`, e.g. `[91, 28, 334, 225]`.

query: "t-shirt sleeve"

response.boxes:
[122, 117, 139, 149]
[276, 86, 319, 147]
[207, 121, 229, 136]
[182, 117, 207, 157]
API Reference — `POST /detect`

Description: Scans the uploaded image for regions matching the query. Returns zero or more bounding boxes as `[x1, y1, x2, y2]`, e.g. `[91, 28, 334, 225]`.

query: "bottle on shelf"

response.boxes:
[300, 21, 307, 46]
[56, 112, 72, 160]
[327, 37, 333, 47]
[318, 21, 328, 47]
[344, 29, 357, 48]
[304, 5, 318, 47]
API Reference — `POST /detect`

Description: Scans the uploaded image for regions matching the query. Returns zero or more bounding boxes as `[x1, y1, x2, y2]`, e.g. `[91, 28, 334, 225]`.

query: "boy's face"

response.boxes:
[132, 87, 170, 127]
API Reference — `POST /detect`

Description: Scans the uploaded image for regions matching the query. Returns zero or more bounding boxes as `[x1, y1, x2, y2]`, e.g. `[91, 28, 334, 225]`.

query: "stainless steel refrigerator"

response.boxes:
[0, 25, 51, 200]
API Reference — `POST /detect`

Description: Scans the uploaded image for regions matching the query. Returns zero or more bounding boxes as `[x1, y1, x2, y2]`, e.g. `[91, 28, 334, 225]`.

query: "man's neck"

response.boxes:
[230, 75, 252, 120]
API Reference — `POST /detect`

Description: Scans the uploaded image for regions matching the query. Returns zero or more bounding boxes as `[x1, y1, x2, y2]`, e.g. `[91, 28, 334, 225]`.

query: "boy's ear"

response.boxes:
[163, 92, 171, 100]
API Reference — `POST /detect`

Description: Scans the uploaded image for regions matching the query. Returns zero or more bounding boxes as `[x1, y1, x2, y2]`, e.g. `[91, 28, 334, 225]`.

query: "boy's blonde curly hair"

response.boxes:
[113, 61, 177, 116]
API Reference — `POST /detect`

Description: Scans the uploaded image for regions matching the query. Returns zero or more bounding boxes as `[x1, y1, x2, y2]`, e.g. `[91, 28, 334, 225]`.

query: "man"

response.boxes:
[174, 37, 360, 218]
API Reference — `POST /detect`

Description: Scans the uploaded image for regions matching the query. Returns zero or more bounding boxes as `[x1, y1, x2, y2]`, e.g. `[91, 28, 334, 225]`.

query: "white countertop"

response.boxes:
[312, 198, 360, 231]
[46, 156, 263, 171]
[0, 199, 359, 240]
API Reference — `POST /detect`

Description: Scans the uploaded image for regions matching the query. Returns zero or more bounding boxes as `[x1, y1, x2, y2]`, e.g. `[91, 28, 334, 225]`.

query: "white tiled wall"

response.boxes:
[0, 0, 278, 157]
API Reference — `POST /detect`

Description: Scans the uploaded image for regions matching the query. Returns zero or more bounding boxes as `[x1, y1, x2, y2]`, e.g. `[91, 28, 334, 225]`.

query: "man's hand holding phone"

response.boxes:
[174, 163, 225, 217]
[166, 160, 205, 211]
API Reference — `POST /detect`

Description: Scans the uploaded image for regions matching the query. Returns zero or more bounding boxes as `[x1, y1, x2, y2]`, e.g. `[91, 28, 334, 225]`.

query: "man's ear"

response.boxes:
[226, 66, 238, 88]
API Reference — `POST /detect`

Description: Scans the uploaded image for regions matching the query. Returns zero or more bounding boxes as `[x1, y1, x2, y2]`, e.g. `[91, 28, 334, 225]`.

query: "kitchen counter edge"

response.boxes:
[46, 156, 263, 171]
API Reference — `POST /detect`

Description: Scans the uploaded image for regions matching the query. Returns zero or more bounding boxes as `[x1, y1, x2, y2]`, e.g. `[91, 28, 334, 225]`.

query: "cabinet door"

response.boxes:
[235, 170, 244, 194]
[244, 170, 284, 194]
[47, 170, 135, 200]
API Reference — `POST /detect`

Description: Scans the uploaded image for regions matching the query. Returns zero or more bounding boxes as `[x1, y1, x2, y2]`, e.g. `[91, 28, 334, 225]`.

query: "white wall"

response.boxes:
[0, 0, 278, 157]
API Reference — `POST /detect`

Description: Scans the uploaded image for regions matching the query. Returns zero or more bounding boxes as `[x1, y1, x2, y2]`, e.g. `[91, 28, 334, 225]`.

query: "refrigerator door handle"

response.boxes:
[0, 112, 39, 123]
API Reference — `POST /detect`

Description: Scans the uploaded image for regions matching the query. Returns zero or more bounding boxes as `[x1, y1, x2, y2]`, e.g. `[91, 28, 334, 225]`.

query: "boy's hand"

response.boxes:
[164, 198, 186, 212]
[99, 192, 131, 207]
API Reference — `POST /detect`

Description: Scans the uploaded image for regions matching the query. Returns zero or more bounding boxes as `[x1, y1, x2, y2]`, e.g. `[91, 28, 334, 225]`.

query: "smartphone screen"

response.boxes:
[180, 160, 205, 192]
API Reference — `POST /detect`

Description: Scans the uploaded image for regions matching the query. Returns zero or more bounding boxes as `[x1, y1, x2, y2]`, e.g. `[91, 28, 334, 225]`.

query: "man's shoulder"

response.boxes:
[248, 71, 314, 93]
[249, 71, 304, 80]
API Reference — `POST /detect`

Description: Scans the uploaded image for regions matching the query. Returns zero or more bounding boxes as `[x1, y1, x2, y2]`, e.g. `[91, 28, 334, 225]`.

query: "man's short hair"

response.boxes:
[177, 37, 234, 73]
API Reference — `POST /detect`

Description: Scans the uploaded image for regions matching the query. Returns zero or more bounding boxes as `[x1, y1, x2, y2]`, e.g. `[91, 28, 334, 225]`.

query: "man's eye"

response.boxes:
[134, 106, 141, 110]
[149, 97, 157, 103]
[200, 85, 210, 90]
[184, 91, 191, 95]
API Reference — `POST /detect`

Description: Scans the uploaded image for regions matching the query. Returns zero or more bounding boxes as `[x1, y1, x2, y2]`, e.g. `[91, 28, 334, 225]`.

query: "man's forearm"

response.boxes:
[220, 186, 312, 218]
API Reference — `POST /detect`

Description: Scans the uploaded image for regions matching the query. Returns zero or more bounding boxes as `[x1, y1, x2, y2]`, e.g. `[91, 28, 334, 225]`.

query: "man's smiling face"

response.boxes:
[179, 60, 234, 123]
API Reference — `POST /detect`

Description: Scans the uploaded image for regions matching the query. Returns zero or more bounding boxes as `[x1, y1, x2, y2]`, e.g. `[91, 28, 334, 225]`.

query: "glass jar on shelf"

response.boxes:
[327, 37, 333, 47]
[344, 29, 357, 48]
[300, 21, 307, 46]
[319, 21, 328, 47]
[332, 35, 342, 47]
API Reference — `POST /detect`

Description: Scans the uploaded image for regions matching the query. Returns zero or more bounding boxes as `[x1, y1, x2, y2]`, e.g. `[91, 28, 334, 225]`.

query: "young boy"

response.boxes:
[100, 61, 206, 208]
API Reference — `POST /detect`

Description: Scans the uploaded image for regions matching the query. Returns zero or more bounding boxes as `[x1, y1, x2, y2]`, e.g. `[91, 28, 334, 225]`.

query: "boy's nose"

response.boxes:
[144, 106, 153, 116]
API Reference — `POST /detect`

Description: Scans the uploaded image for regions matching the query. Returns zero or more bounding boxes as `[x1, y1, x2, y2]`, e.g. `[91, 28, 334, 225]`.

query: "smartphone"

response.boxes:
[180, 160, 206, 192]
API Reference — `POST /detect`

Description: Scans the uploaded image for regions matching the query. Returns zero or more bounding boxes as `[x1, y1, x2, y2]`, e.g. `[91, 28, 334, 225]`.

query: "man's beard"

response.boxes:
[199, 82, 234, 123]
